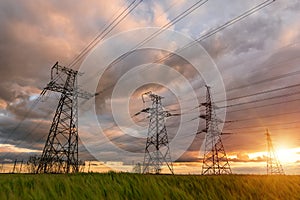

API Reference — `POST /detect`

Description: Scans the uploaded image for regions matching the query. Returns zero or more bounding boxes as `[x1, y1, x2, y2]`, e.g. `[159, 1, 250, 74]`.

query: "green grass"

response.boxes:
[0, 173, 299, 200]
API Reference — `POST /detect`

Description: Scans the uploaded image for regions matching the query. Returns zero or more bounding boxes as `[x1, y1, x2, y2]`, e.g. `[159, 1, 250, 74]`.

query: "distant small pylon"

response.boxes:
[266, 129, 284, 175]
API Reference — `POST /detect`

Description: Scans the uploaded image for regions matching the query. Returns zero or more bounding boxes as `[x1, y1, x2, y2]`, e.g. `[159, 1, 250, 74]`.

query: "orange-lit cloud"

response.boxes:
[0, 144, 40, 153]
[0, 99, 7, 109]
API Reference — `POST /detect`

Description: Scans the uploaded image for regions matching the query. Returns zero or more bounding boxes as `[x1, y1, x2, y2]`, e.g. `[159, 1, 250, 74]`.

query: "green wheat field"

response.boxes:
[0, 173, 299, 200]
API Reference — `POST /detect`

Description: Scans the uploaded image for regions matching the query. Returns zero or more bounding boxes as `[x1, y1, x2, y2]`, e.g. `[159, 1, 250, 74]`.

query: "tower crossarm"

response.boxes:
[44, 62, 93, 99]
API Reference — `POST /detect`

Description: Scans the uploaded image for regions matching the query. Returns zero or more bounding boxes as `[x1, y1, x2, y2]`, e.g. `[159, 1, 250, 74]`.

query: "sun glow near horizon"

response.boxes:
[247, 146, 300, 164]
[276, 147, 300, 164]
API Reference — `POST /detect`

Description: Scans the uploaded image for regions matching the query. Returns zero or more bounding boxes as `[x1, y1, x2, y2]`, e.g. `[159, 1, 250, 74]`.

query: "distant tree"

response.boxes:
[27, 155, 40, 173]
[78, 160, 85, 173]
[132, 162, 142, 174]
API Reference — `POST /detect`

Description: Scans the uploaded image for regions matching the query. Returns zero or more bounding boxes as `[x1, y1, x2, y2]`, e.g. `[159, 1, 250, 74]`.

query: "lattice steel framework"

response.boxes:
[266, 129, 284, 175]
[37, 62, 91, 173]
[201, 85, 232, 175]
[142, 91, 174, 174]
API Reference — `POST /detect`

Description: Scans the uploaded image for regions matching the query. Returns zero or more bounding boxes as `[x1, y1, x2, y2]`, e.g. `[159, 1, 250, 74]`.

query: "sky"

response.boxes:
[0, 0, 300, 174]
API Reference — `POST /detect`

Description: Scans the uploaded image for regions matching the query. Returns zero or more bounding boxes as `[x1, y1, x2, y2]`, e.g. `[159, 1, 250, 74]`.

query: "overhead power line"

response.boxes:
[235, 126, 300, 135]
[179, 64, 300, 105]
[68, 0, 143, 69]
[224, 120, 300, 131]
[229, 109, 300, 123]
[226, 68, 300, 92]
[216, 83, 300, 103]
[227, 97, 300, 114]
[222, 90, 300, 109]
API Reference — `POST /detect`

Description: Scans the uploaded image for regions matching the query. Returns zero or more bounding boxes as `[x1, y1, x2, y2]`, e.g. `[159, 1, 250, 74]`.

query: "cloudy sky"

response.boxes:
[0, 0, 300, 174]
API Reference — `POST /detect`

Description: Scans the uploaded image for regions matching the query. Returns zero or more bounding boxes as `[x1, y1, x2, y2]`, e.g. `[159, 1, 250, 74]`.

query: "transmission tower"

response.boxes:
[142, 91, 174, 174]
[266, 129, 284, 175]
[200, 85, 232, 175]
[37, 62, 92, 173]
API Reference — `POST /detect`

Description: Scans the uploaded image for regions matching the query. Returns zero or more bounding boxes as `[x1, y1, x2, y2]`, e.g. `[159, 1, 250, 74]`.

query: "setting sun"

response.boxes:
[247, 146, 300, 165]
[276, 147, 300, 164]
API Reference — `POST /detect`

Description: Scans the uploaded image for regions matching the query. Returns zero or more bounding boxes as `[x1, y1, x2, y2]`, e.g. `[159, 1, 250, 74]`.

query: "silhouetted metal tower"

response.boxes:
[200, 85, 232, 175]
[266, 129, 284, 175]
[37, 62, 91, 173]
[142, 91, 174, 174]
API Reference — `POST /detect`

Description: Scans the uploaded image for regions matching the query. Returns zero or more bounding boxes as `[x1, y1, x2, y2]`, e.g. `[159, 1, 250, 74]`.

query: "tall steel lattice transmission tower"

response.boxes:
[37, 62, 92, 173]
[142, 91, 174, 174]
[200, 85, 232, 175]
[266, 129, 284, 175]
